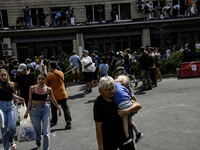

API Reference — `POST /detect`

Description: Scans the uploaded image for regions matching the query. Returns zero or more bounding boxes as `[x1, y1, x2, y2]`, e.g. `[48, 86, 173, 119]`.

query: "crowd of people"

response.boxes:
[0, 54, 72, 149]
[2, 39, 198, 149]
[14, 0, 200, 29]
[144, 0, 200, 21]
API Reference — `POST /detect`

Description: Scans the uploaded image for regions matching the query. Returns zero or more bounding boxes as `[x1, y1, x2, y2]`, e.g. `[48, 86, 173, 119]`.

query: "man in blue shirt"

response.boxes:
[69, 51, 80, 83]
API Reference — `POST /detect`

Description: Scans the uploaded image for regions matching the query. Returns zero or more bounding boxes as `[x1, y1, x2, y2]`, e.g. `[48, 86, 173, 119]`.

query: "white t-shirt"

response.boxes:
[173, 5, 180, 10]
[195, 43, 200, 49]
[39, 60, 47, 74]
[81, 56, 93, 72]
[163, 6, 171, 11]
[166, 49, 171, 59]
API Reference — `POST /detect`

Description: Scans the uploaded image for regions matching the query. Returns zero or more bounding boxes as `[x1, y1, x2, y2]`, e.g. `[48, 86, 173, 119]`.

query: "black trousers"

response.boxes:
[51, 98, 72, 124]
[149, 68, 157, 86]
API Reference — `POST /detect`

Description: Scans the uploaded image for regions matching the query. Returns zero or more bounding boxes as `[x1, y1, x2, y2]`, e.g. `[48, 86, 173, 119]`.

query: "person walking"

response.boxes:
[14, 63, 36, 106]
[45, 62, 72, 129]
[94, 76, 141, 150]
[107, 48, 116, 78]
[80, 50, 94, 94]
[149, 47, 157, 87]
[24, 73, 61, 150]
[25, 58, 34, 73]
[69, 51, 80, 83]
[137, 47, 152, 91]
[0, 69, 25, 150]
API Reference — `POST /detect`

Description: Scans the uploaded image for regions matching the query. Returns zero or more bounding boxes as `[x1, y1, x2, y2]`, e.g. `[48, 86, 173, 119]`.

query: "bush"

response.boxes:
[159, 51, 183, 75]
[194, 48, 200, 61]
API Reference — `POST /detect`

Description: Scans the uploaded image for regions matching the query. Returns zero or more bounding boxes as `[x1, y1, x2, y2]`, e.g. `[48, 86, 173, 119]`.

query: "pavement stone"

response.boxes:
[0, 78, 200, 150]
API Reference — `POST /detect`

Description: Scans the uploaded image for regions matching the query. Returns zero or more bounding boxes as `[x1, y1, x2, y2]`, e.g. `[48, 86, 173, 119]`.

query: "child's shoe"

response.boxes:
[135, 132, 144, 143]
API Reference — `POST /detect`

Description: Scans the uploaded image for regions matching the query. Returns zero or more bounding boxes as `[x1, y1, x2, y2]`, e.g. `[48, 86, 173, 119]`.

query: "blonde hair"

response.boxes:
[98, 76, 115, 93]
[0, 69, 13, 89]
[115, 75, 130, 87]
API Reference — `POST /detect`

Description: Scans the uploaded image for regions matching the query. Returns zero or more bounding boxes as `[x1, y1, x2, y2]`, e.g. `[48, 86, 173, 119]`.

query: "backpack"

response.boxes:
[148, 55, 154, 68]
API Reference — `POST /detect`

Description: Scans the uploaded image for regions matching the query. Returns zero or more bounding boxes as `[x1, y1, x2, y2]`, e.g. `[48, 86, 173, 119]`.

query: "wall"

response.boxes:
[0, 0, 169, 26]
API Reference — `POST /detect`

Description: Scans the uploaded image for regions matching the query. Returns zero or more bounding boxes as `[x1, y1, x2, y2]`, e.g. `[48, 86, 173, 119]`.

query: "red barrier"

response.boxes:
[179, 61, 200, 78]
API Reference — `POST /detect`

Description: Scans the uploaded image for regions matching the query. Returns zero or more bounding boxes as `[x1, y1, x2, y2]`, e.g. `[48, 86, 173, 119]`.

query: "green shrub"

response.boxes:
[195, 48, 200, 61]
[159, 51, 183, 75]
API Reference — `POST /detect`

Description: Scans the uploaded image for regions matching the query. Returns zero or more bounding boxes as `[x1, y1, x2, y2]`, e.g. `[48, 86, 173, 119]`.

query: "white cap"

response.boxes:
[17, 63, 27, 72]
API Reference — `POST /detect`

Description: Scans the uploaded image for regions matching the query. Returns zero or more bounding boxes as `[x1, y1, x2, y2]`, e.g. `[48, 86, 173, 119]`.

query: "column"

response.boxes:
[73, 33, 85, 56]
[142, 28, 150, 47]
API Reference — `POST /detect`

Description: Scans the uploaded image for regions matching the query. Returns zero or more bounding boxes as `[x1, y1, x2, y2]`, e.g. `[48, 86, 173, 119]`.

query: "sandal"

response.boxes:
[11, 142, 17, 150]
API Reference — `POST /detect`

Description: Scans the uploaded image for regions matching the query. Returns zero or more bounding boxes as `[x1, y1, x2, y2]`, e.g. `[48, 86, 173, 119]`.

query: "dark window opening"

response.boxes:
[0, 10, 9, 27]
[85, 5, 105, 22]
[111, 4, 131, 20]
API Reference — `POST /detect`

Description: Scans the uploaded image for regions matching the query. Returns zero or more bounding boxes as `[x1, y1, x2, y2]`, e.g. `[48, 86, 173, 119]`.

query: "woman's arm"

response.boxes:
[99, 68, 102, 73]
[48, 87, 61, 116]
[118, 101, 141, 118]
[13, 93, 25, 103]
[95, 121, 104, 150]
[24, 86, 33, 119]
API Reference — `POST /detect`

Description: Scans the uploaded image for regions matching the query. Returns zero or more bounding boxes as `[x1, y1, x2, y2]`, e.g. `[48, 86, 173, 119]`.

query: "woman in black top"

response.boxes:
[0, 69, 24, 150]
[93, 76, 141, 150]
[24, 73, 61, 150]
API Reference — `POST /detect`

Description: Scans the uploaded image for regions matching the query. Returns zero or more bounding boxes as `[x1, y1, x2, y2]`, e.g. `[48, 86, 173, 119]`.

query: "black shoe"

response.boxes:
[123, 137, 132, 145]
[84, 90, 89, 94]
[50, 120, 57, 127]
[135, 132, 144, 143]
[36, 141, 41, 147]
[87, 89, 92, 94]
[65, 122, 72, 130]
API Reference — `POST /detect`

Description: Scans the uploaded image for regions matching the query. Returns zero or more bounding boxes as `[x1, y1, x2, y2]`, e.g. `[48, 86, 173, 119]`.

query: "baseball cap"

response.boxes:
[17, 63, 27, 72]
[83, 50, 89, 54]
[94, 50, 98, 54]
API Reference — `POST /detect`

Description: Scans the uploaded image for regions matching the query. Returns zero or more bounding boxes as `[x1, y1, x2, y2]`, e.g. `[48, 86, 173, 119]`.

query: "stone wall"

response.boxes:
[0, 0, 171, 26]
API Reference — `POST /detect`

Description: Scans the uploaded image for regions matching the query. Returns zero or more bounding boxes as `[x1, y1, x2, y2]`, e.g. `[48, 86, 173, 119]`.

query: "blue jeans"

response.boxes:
[0, 100, 16, 150]
[31, 103, 50, 150]
[26, 16, 31, 27]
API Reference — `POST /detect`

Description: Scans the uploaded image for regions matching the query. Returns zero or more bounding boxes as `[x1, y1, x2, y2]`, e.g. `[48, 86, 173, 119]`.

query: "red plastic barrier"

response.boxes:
[179, 61, 200, 78]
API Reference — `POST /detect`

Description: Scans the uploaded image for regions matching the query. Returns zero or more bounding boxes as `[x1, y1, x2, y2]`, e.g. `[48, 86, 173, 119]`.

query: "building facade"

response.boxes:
[0, 0, 199, 61]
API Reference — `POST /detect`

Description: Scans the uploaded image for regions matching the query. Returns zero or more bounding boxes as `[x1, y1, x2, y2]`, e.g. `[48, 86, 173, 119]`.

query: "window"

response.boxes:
[111, 4, 131, 20]
[23, 8, 44, 25]
[85, 5, 105, 22]
[0, 10, 9, 28]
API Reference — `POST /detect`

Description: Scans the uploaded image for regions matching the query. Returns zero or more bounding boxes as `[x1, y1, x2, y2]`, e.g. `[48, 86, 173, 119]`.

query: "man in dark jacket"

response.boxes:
[137, 47, 152, 91]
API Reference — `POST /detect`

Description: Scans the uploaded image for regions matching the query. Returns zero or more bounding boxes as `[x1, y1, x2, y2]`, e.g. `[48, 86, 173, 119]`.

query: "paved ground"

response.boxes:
[0, 78, 200, 150]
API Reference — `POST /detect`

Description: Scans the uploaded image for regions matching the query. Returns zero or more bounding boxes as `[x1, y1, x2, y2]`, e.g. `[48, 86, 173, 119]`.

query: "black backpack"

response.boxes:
[148, 55, 154, 68]
[140, 53, 153, 70]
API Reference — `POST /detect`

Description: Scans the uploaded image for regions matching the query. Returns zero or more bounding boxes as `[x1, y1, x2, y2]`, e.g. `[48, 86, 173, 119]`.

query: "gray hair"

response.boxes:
[115, 75, 130, 87]
[98, 76, 115, 93]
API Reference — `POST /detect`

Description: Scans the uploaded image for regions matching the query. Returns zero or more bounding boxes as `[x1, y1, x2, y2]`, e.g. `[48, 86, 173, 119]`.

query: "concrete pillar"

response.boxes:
[11, 43, 17, 57]
[73, 33, 84, 56]
[142, 28, 150, 47]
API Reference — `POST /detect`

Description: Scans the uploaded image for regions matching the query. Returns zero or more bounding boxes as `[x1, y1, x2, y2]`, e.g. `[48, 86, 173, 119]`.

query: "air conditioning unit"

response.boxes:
[137, 4, 144, 10]
[137, 0, 144, 2]
[2, 43, 12, 49]
[3, 50, 12, 56]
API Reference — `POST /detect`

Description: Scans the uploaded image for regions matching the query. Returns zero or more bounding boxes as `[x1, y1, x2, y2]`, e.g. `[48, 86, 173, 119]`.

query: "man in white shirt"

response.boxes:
[195, 41, 200, 49]
[173, 4, 180, 17]
[162, 5, 171, 18]
[80, 50, 93, 94]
